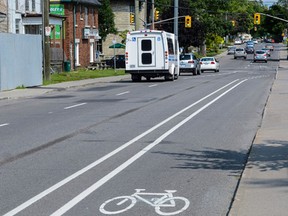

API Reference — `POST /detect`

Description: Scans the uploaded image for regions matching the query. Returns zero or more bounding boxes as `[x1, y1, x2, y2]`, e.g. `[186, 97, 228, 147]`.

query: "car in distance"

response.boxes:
[253, 39, 258, 44]
[234, 38, 242, 45]
[234, 48, 247, 59]
[199, 57, 220, 73]
[227, 46, 236, 55]
[261, 47, 271, 57]
[245, 46, 254, 54]
[179, 53, 200, 75]
[253, 50, 268, 63]
[265, 44, 274, 51]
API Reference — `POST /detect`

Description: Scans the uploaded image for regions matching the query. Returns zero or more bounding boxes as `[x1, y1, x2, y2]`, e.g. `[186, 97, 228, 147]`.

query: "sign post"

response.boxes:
[112, 38, 116, 72]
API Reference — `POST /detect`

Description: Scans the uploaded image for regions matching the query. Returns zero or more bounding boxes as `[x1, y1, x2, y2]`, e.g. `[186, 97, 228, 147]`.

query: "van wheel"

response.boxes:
[165, 74, 174, 81]
[174, 72, 179, 80]
[131, 75, 141, 82]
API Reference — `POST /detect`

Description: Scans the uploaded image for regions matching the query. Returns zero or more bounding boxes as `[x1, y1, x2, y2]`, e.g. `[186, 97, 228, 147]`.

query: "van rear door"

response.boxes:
[137, 37, 156, 67]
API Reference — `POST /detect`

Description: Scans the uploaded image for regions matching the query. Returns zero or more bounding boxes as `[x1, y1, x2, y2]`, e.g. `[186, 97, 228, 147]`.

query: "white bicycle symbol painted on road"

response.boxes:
[99, 189, 190, 215]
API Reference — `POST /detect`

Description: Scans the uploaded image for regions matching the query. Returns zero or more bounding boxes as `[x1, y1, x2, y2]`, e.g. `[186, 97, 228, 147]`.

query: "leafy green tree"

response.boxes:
[262, 4, 288, 41]
[98, 0, 117, 41]
[153, 0, 270, 51]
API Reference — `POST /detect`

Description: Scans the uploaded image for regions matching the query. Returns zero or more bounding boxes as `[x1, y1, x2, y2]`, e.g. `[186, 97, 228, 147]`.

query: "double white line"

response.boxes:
[4, 79, 247, 216]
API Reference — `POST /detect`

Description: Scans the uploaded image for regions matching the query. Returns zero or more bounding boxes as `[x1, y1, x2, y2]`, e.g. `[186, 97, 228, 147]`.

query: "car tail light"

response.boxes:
[200, 62, 203, 64]
[125, 52, 128, 64]
[211, 61, 215, 64]
[188, 60, 194, 64]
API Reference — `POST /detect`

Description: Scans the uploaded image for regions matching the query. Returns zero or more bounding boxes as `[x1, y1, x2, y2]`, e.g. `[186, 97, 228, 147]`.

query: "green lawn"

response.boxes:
[43, 68, 125, 85]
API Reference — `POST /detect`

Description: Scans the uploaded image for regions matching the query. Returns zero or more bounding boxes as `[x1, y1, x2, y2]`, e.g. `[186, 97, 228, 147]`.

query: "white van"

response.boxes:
[125, 30, 179, 81]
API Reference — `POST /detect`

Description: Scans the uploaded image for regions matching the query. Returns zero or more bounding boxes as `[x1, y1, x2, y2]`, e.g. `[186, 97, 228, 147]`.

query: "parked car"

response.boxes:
[234, 48, 247, 59]
[199, 57, 220, 73]
[261, 47, 271, 57]
[105, 55, 125, 68]
[254, 50, 268, 63]
[227, 46, 236, 55]
[179, 53, 200, 75]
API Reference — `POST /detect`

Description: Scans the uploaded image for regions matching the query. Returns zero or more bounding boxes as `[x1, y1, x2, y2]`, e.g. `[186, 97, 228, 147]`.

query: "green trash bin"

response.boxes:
[64, 61, 71, 72]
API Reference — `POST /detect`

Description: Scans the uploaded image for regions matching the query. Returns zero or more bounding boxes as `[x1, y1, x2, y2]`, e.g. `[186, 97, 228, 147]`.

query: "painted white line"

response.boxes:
[0, 123, 9, 127]
[64, 103, 87, 110]
[50, 79, 248, 216]
[116, 91, 130, 96]
[3, 79, 240, 216]
[148, 84, 158, 87]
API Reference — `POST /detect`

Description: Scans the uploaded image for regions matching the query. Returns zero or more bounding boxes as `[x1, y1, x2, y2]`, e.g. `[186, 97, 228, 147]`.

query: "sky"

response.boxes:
[262, 0, 277, 7]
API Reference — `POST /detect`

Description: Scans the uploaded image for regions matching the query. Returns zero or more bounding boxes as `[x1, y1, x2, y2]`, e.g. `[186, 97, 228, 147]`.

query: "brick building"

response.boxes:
[50, 0, 101, 70]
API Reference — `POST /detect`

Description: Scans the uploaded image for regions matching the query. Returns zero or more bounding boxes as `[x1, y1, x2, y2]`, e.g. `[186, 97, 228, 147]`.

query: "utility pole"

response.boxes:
[151, 0, 155, 30]
[135, 0, 140, 30]
[174, 0, 178, 40]
[43, 0, 50, 81]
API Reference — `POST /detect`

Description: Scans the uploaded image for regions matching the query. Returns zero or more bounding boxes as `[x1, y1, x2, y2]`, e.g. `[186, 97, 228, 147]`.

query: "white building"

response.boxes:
[7, 0, 43, 34]
[0, 0, 8, 32]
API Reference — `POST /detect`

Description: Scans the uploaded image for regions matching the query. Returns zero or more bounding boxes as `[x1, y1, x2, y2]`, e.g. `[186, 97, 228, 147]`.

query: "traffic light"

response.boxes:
[155, 10, 160, 21]
[254, 13, 260, 25]
[231, 20, 235, 27]
[185, 16, 192, 28]
[130, 13, 134, 24]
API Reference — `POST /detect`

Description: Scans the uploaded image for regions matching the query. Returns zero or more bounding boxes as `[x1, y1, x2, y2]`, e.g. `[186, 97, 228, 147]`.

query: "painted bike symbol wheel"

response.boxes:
[155, 197, 190, 216]
[99, 196, 137, 215]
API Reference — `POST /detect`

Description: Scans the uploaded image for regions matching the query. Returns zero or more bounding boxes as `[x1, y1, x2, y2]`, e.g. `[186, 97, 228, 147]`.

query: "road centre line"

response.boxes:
[51, 79, 248, 216]
[0, 123, 9, 127]
[116, 91, 130, 96]
[64, 103, 87, 110]
[148, 84, 158, 87]
[3, 79, 241, 216]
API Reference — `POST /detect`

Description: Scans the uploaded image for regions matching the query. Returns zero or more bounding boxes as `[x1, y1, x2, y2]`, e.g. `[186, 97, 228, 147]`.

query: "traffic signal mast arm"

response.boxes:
[146, 15, 189, 27]
[257, 12, 288, 23]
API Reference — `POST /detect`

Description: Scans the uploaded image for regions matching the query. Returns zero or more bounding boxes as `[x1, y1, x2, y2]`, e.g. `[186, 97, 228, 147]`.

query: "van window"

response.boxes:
[142, 53, 152, 64]
[141, 40, 152, 51]
[167, 38, 174, 54]
[140, 39, 152, 64]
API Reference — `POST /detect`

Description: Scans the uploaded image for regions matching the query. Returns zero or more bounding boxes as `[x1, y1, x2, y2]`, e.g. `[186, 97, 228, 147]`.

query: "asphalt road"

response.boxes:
[0, 43, 279, 216]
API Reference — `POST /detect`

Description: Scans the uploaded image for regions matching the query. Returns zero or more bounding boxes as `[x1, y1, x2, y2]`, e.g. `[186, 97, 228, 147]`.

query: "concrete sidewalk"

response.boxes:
[0, 74, 130, 100]
[229, 47, 288, 215]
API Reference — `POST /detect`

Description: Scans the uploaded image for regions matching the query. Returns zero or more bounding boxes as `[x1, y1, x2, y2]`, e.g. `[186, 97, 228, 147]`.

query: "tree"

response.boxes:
[153, 0, 269, 51]
[98, 0, 117, 41]
[262, 4, 288, 41]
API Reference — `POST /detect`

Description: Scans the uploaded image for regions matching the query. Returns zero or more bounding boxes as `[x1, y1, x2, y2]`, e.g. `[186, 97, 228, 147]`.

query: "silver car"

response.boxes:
[227, 46, 236, 55]
[254, 50, 268, 63]
[234, 48, 247, 59]
[179, 53, 200, 75]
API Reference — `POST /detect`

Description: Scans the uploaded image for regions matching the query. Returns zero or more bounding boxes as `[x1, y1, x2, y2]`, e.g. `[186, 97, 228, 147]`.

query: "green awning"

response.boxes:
[109, 43, 125, 49]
